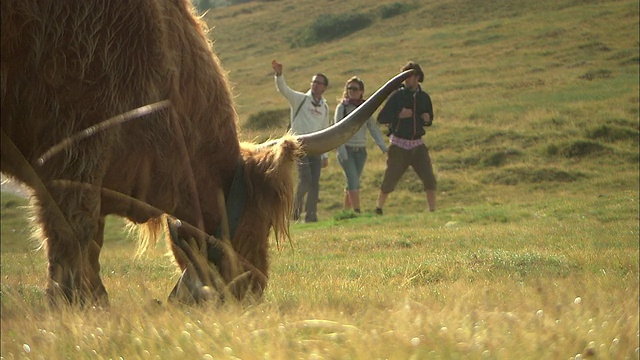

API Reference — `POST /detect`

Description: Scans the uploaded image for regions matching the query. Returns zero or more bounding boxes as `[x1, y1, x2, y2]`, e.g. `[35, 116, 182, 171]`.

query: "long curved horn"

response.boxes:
[298, 69, 415, 156]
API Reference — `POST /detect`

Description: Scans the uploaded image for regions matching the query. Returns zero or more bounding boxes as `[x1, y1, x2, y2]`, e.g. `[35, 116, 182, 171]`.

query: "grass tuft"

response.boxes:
[559, 139, 612, 158]
[579, 68, 613, 80]
[479, 148, 524, 168]
[482, 166, 584, 185]
[585, 124, 639, 143]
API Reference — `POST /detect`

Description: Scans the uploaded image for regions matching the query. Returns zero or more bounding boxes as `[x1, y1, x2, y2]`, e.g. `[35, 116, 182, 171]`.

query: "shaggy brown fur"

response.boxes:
[1, 0, 298, 305]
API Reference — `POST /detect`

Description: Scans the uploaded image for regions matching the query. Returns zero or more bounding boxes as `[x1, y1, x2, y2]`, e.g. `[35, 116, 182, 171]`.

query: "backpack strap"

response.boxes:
[288, 97, 307, 131]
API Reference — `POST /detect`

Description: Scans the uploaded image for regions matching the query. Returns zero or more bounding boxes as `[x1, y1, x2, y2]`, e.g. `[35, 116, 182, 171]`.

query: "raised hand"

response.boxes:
[271, 60, 283, 76]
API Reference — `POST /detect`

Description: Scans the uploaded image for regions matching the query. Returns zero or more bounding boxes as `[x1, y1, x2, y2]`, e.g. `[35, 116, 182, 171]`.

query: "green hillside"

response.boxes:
[203, 0, 639, 216]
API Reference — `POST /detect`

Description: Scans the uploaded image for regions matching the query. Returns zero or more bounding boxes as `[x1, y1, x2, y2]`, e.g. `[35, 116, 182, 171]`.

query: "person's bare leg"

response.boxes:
[426, 190, 436, 212]
[376, 191, 389, 214]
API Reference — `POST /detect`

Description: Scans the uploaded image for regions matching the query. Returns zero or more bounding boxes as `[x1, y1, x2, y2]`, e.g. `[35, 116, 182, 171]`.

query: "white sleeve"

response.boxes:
[275, 75, 304, 106]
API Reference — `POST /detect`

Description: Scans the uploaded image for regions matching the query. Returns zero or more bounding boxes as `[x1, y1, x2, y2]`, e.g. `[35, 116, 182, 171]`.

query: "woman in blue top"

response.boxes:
[334, 76, 387, 214]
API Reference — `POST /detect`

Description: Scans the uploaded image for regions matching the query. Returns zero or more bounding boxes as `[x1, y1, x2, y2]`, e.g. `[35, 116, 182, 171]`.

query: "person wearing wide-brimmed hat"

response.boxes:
[375, 61, 437, 215]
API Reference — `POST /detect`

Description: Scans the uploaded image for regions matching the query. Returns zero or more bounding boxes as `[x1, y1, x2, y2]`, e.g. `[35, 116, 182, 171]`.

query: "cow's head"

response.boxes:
[167, 70, 415, 304]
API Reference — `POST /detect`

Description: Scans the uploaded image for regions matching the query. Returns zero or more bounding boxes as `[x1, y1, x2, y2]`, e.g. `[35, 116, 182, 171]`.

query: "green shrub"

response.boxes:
[560, 139, 610, 158]
[585, 124, 639, 143]
[482, 167, 584, 185]
[245, 108, 289, 130]
[625, 150, 640, 164]
[545, 143, 560, 156]
[291, 12, 373, 47]
[480, 148, 523, 168]
[578, 68, 612, 80]
[379, 2, 414, 19]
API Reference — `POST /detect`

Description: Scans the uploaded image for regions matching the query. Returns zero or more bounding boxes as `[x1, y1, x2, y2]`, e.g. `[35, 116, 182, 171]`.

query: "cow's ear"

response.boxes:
[275, 135, 302, 162]
[239, 135, 300, 176]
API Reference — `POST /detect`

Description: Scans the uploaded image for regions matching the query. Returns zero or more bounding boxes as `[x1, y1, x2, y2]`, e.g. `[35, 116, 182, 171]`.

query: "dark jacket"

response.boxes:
[377, 85, 434, 140]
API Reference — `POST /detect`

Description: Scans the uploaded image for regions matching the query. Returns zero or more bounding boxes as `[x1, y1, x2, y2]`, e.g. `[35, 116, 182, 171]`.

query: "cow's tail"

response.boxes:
[128, 215, 167, 257]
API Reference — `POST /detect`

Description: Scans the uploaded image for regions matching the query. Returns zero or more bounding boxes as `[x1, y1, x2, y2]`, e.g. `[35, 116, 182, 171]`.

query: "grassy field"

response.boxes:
[1, 0, 638, 358]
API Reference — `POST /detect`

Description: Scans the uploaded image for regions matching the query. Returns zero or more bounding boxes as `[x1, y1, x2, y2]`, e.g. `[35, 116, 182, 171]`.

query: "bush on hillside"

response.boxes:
[482, 167, 584, 185]
[585, 124, 639, 143]
[545, 144, 560, 157]
[245, 108, 289, 130]
[578, 68, 612, 80]
[480, 148, 524, 168]
[291, 12, 373, 48]
[560, 140, 611, 158]
[379, 2, 415, 19]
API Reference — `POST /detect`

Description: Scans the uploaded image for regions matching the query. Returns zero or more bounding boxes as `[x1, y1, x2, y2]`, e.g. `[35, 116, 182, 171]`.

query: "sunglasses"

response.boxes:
[347, 86, 361, 91]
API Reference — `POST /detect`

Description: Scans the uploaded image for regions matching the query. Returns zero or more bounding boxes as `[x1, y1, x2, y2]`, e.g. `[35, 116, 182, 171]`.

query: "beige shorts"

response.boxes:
[380, 144, 436, 193]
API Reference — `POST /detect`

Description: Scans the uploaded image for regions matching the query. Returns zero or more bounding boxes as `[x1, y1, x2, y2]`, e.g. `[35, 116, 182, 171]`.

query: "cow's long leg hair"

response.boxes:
[2, 130, 108, 306]
[48, 179, 264, 304]
[89, 217, 109, 303]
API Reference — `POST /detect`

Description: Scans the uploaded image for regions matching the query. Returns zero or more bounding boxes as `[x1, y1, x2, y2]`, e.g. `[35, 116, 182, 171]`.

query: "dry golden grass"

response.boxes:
[2, 190, 638, 358]
[2, 257, 638, 359]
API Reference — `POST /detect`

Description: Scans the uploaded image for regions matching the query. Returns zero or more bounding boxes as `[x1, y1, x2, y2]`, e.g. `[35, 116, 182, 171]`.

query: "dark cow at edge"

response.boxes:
[0, 0, 413, 306]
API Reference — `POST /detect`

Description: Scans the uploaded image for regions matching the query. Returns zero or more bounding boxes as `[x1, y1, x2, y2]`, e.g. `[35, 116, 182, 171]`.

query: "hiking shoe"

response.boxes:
[375, 207, 383, 215]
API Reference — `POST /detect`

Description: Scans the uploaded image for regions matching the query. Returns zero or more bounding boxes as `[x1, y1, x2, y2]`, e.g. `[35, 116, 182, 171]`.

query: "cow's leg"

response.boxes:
[230, 234, 269, 301]
[166, 220, 225, 305]
[34, 185, 102, 306]
[86, 217, 108, 306]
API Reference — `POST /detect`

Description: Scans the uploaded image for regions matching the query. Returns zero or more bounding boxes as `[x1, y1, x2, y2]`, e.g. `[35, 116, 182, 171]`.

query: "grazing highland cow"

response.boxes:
[0, 0, 413, 305]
